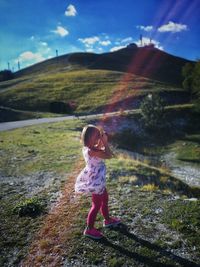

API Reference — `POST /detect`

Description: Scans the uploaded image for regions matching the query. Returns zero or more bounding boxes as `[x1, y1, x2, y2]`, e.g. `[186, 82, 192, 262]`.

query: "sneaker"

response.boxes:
[83, 227, 104, 239]
[103, 217, 121, 227]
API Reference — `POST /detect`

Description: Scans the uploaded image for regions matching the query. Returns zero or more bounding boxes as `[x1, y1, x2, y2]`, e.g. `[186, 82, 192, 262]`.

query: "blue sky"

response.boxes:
[0, 0, 199, 70]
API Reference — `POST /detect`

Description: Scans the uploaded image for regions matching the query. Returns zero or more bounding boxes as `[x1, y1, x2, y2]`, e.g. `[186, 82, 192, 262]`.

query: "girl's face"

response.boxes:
[94, 131, 108, 149]
[100, 131, 108, 144]
[88, 130, 101, 148]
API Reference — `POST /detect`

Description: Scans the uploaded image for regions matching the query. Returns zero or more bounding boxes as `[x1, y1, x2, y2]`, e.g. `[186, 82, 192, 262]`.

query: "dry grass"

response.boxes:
[141, 184, 159, 192]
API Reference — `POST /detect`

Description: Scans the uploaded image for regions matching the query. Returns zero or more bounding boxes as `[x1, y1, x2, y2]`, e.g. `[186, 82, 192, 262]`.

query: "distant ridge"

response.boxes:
[15, 45, 194, 85]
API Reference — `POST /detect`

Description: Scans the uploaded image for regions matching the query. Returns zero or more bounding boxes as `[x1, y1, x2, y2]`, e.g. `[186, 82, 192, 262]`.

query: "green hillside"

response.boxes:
[0, 68, 186, 114]
[14, 46, 192, 86]
[0, 46, 192, 121]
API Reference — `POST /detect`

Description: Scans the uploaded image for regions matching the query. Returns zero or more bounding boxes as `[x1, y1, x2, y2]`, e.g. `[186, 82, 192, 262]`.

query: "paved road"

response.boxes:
[0, 109, 140, 132]
[0, 103, 191, 132]
[0, 116, 76, 131]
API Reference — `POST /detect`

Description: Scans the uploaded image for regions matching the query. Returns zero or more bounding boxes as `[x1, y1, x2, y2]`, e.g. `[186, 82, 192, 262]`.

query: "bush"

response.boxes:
[182, 61, 200, 110]
[140, 94, 165, 130]
[140, 93, 165, 131]
[0, 70, 14, 82]
[49, 101, 74, 114]
[13, 197, 45, 217]
[182, 62, 197, 91]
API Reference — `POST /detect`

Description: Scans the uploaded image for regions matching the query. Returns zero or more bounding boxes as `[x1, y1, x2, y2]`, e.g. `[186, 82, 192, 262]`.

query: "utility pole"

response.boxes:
[140, 34, 143, 47]
[56, 49, 58, 57]
[18, 61, 20, 70]
[7, 62, 10, 70]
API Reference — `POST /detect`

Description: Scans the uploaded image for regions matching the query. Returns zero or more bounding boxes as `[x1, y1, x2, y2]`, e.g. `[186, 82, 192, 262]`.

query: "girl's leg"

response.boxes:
[101, 188, 121, 227]
[100, 188, 110, 220]
[87, 193, 102, 228]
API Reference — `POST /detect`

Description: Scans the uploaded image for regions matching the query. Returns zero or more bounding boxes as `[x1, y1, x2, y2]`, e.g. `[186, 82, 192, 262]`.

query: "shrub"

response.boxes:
[0, 70, 14, 82]
[182, 61, 200, 110]
[140, 93, 165, 131]
[49, 101, 74, 114]
[13, 197, 45, 217]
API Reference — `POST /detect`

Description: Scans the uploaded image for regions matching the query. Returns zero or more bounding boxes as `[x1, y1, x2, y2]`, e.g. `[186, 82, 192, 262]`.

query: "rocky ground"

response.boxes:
[161, 152, 200, 187]
[61, 175, 200, 267]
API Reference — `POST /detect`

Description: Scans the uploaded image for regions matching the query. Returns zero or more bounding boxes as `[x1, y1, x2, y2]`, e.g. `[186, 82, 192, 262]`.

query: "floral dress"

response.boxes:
[75, 146, 106, 194]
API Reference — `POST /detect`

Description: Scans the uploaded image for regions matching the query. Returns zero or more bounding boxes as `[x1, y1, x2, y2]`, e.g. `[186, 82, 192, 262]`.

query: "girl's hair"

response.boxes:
[81, 124, 100, 147]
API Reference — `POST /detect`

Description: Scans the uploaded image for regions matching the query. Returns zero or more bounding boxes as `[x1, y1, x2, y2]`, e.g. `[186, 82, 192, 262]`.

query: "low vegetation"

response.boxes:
[0, 115, 199, 266]
[65, 171, 200, 267]
[0, 120, 83, 176]
[140, 93, 165, 131]
[0, 67, 185, 120]
[12, 197, 46, 217]
[0, 119, 84, 266]
[182, 60, 200, 111]
[0, 70, 14, 82]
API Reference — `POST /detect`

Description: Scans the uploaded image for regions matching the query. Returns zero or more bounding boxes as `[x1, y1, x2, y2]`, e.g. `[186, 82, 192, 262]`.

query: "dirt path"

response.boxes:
[20, 163, 83, 267]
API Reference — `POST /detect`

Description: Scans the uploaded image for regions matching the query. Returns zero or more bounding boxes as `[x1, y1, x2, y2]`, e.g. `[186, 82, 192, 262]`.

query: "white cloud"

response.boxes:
[17, 51, 45, 64]
[135, 37, 163, 50]
[103, 34, 110, 40]
[65, 4, 77, 16]
[78, 36, 100, 47]
[15, 39, 53, 68]
[137, 25, 153, 32]
[52, 26, 69, 37]
[98, 47, 103, 52]
[78, 35, 113, 52]
[110, 45, 126, 52]
[158, 21, 188, 33]
[99, 40, 111, 46]
[79, 35, 136, 53]
[86, 48, 94, 53]
[40, 42, 48, 46]
[121, 37, 133, 43]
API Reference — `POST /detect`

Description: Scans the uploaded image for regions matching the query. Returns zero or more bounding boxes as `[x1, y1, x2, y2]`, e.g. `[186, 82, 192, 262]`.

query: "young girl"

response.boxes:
[75, 124, 121, 239]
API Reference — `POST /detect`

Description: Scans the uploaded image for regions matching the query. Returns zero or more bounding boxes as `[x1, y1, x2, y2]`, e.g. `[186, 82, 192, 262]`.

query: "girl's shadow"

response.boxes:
[96, 223, 200, 267]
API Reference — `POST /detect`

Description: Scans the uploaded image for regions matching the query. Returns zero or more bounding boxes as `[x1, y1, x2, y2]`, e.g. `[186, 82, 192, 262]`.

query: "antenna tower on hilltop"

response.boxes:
[140, 34, 143, 46]
[18, 61, 20, 70]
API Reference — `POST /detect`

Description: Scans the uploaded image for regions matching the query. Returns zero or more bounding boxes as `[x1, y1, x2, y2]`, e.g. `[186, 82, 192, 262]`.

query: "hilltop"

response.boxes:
[0, 45, 193, 121]
[15, 44, 193, 85]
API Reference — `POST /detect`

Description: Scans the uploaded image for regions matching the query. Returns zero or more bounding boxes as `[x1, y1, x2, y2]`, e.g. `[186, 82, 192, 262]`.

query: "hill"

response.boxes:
[15, 45, 193, 85]
[0, 45, 193, 121]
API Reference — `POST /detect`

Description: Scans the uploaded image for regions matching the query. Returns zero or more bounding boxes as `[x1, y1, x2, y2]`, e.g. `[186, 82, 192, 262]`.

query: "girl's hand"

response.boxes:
[100, 131, 108, 145]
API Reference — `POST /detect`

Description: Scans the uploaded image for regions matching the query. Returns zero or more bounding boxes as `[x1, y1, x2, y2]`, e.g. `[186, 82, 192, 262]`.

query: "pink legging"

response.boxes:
[87, 188, 109, 228]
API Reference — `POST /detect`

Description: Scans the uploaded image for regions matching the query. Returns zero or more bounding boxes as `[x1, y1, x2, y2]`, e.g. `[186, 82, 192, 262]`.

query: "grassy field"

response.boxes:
[66, 168, 200, 267]
[0, 68, 184, 117]
[0, 119, 84, 266]
[175, 135, 200, 163]
[0, 116, 200, 266]
[0, 106, 62, 122]
[0, 120, 84, 176]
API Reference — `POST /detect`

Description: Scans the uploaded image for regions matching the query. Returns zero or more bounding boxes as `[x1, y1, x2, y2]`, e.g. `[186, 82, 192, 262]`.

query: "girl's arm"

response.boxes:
[89, 132, 114, 159]
[88, 146, 113, 159]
